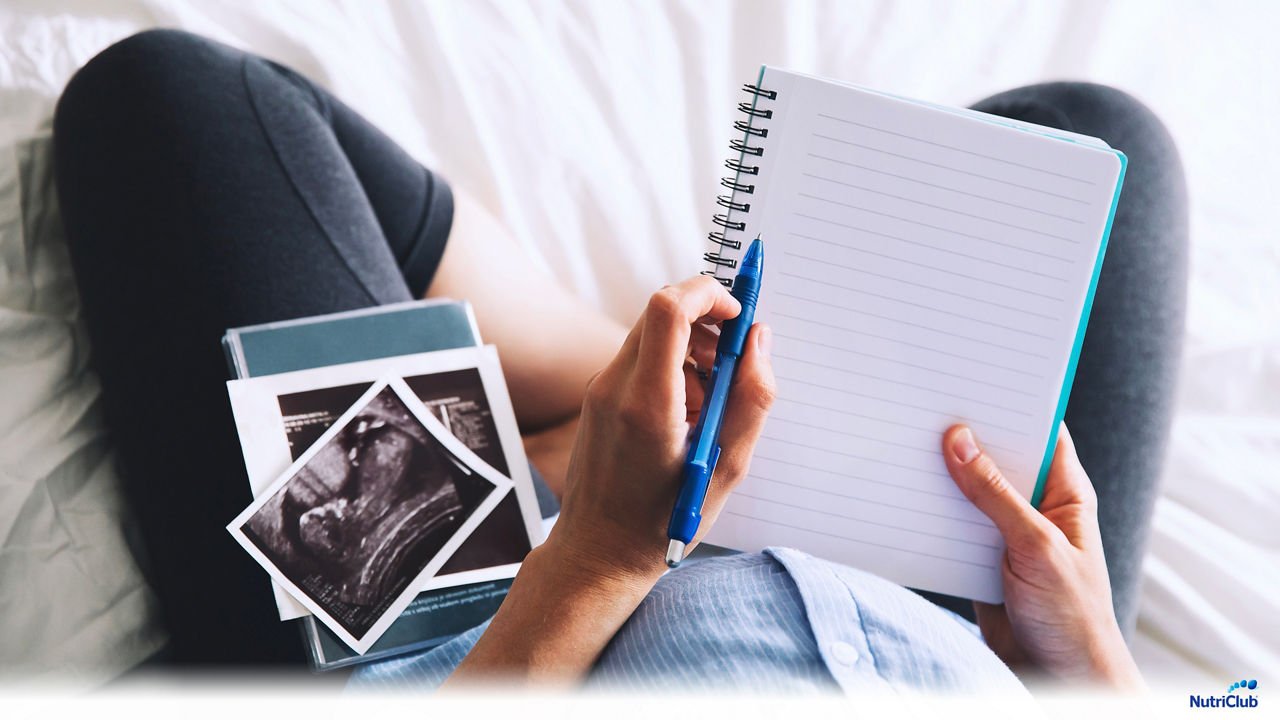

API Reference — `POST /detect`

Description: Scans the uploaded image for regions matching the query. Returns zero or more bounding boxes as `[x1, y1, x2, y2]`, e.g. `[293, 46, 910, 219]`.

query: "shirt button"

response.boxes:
[828, 641, 859, 666]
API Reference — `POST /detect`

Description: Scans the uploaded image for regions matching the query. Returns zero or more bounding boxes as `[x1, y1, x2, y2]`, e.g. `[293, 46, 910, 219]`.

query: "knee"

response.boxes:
[1032, 83, 1175, 154]
[986, 81, 1187, 229]
[52, 28, 250, 216]
[54, 29, 228, 150]
[1063, 84, 1187, 224]
[985, 82, 1183, 189]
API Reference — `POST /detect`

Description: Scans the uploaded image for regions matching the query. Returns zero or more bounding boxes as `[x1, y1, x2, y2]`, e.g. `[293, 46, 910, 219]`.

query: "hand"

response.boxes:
[942, 423, 1144, 691]
[446, 276, 775, 685]
[549, 275, 777, 588]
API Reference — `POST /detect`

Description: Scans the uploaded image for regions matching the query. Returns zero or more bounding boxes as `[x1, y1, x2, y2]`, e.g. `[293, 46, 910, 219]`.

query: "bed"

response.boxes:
[1, 0, 1276, 688]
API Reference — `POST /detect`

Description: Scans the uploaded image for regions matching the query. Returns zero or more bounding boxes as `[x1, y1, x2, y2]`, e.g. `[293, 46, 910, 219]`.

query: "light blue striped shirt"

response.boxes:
[348, 548, 1027, 693]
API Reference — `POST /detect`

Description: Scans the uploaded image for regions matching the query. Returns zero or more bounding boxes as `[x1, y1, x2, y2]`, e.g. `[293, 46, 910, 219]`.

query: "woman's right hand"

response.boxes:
[446, 276, 774, 685]
[550, 274, 776, 588]
[941, 423, 1145, 690]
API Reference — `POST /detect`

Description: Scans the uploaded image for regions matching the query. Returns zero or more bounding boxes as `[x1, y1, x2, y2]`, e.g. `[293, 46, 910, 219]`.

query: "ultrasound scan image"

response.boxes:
[242, 385, 492, 638]
[276, 370, 533, 575]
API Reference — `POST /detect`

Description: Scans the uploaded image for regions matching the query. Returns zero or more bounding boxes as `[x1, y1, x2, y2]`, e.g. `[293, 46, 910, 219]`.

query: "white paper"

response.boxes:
[227, 376, 513, 654]
[706, 68, 1124, 603]
[226, 345, 544, 620]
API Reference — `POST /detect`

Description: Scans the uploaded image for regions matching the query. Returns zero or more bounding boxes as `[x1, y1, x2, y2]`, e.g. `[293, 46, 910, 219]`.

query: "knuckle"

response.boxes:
[1022, 523, 1057, 555]
[712, 450, 750, 489]
[615, 397, 654, 432]
[583, 370, 617, 410]
[749, 378, 777, 411]
[693, 274, 724, 293]
[584, 367, 606, 390]
[972, 460, 1009, 496]
[1077, 475, 1099, 509]
[646, 287, 685, 323]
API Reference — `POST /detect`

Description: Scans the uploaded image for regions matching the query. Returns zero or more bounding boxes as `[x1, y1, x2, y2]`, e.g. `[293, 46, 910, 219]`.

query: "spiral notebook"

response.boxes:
[701, 67, 1126, 603]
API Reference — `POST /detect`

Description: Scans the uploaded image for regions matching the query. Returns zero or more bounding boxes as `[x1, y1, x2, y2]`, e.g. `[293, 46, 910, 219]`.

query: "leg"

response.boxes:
[54, 29, 453, 663]
[972, 83, 1189, 637]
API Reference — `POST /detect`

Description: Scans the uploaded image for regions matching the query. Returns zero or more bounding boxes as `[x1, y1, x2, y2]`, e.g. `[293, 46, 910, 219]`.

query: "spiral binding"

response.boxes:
[703, 83, 776, 286]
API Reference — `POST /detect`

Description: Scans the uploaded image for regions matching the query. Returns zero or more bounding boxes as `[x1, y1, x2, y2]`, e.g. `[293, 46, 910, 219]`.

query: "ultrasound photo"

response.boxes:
[237, 382, 494, 641]
[276, 369, 532, 575]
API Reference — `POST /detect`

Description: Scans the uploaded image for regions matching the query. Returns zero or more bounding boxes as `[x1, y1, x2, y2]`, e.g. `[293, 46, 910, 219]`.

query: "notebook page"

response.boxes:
[705, 68, 1123, 602]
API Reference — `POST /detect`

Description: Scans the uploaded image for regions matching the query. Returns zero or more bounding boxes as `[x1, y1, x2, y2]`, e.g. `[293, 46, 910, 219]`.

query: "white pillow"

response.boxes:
[0, 126, 166, 685]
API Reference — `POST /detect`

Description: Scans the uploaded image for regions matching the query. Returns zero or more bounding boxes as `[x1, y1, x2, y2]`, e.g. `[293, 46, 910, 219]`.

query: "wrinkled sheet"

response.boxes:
[0, 0, 1276, 686]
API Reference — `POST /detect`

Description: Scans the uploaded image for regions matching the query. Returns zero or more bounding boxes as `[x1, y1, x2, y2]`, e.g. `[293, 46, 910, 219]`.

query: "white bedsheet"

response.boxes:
[1, 0, 1276, 687]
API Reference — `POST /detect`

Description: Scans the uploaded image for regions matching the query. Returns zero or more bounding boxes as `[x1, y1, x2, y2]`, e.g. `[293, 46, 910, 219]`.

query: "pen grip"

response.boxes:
[718, 275, 759, 355]
[669, 446, 720, 544]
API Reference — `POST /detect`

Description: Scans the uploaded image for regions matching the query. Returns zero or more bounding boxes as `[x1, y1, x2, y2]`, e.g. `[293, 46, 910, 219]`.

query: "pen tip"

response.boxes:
[665, 539, 686, 568]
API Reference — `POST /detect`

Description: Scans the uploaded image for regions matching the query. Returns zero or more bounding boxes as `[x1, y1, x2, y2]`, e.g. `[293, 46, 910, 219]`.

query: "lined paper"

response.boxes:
[705, 68, 1123, 602]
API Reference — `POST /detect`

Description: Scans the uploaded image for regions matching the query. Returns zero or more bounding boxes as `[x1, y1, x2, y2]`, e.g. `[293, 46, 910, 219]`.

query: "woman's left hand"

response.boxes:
[941, 424, 1144, 690]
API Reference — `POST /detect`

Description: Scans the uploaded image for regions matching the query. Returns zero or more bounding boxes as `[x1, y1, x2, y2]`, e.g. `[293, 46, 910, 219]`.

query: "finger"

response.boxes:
[973, 600, 1006, 624]
[942, 425, 1054, 551]
[688, 323, 719, 370]
[634, 276, 741, 391]
[1041, 423, 1097, 510]
[972, 601, 1029, 667]
[1039, 423, 1102, 549]
[710, 323, 776, 494]
[608, 310, 645, 373]
[683, 362, 706, 418]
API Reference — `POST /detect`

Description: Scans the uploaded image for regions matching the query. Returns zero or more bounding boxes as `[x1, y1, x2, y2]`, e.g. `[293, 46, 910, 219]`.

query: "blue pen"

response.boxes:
[666, 237, 764, 567]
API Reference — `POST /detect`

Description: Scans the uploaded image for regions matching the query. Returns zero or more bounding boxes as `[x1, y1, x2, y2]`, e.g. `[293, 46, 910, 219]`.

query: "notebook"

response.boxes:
[701, 67, 1125, 603]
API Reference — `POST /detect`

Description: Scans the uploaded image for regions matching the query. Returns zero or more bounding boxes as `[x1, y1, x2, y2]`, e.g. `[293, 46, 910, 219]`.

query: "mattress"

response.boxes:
[1, 0, 1276, 687]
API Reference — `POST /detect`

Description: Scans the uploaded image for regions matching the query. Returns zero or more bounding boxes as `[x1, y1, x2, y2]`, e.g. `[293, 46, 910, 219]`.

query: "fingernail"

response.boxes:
[758, 325, 772, 356]
[953, 428, 980, 464]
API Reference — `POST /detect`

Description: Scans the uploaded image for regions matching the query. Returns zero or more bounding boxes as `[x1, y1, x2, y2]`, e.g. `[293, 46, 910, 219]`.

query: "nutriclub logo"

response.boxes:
[1191, 679, 1259, 708]
[1230, 680, 1259, 693]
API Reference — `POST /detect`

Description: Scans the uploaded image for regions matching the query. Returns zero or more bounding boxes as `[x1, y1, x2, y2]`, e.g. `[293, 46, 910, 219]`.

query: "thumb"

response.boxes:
[1039, 423, 1102, 550]
[1041, 423, 1098, 510]
[712, 323, 776, 490]
[942, 425, 1052, 552]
